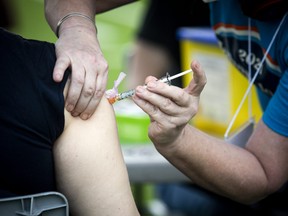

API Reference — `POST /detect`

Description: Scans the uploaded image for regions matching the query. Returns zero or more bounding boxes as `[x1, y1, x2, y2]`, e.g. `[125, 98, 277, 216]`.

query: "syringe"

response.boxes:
[108, 69, 193, 104]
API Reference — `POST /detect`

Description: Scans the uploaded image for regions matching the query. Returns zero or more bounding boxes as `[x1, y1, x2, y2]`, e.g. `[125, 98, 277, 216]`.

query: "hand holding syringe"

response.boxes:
[106, 69, 193, 104]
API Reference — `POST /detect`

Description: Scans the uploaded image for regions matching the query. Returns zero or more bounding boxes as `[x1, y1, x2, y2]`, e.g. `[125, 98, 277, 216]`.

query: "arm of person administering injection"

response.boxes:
[44, 0, 136, 120]
[132, 60, 288, 204]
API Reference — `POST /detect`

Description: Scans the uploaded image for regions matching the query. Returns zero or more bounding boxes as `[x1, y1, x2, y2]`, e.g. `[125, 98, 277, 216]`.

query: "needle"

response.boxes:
[108, 69, 193, 104]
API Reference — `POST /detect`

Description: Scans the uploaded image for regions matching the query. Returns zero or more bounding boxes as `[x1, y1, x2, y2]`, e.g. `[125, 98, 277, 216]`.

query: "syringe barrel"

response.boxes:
[118, 89, 136, 100]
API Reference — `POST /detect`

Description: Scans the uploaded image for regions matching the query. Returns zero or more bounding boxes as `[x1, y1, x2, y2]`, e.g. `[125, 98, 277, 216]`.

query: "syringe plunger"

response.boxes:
[108, 69, 192, 104]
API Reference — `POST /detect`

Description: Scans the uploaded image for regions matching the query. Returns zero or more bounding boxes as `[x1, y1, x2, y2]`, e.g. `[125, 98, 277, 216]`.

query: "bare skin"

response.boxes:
[44, 0, 136, 120]
[53, 82, 140, 216]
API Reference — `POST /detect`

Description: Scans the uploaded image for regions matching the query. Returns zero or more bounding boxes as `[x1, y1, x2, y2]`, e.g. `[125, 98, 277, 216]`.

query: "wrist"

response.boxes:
[154, 126, 188, 157]
[56, 12, 97, 37]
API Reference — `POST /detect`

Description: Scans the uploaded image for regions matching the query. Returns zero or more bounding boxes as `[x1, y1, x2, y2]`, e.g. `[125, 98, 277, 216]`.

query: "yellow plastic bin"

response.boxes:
[177, 27, 262, 136]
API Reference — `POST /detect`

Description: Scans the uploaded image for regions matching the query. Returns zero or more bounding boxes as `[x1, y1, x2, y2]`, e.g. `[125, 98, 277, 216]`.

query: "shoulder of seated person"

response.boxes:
[64, 97, 112, 127]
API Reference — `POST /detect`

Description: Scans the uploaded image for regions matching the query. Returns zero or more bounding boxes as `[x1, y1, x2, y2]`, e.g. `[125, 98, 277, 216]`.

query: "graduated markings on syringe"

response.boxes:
[113, 69, 193, 103]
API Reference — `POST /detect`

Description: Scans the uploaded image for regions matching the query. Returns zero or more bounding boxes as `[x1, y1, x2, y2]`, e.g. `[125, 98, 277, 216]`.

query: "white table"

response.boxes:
[122, 144, 190, 183]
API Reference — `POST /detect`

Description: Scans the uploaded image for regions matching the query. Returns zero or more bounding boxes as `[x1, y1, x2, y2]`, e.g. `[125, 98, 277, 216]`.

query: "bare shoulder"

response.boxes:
[62, 78, 115, 128]
[64, 96, 115, 129]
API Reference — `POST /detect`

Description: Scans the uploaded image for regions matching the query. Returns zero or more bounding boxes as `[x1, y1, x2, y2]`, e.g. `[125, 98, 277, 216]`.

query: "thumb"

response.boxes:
[184, 60, 207, 96]
[53, 55, 71, 82]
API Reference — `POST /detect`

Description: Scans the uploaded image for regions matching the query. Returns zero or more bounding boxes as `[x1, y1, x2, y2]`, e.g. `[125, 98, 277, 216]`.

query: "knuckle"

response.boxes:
[178, 90, 189, 104]
[98, 61, 109, 73]
[66, 96, 77, 106]
[162, 98, 173, 109]
[102, 60, 109, 70]
[83, 86, 95, 98]
[88, 54, 97, 63]
[149, 105, 159, 117]
[73, 74, 85, 86]
[94, 89, 105, 98]
[190, 103, 199, 117]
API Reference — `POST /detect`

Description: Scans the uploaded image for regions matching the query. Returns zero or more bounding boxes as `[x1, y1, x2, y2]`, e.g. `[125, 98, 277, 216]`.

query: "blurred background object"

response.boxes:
[125, 0, 210, 89]
[0, 0, 16, 28]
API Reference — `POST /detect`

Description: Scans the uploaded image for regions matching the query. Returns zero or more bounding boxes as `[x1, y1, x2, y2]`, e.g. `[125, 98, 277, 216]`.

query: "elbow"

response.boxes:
[231, 179, 284, 205]
[234, 193, 268, 205]
[230, 190, 268, 205]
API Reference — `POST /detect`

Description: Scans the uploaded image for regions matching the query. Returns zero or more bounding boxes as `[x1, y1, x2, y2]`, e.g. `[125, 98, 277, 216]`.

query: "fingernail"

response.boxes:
[147, 81, 156, 88]
[54, 73, 61, 81]
[66, 104, 74, 112]
[81, 114, 89, 120]
[72, 112, 79, 117]
[136, 86, 144, 93]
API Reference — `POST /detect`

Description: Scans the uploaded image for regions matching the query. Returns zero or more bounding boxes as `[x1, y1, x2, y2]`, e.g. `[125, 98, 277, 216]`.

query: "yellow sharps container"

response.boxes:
[177, 28, 262, 137]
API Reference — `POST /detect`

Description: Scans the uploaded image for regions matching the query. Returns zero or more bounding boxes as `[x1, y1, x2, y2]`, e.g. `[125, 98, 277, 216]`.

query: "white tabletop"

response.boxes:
[122, 144, 190, 183]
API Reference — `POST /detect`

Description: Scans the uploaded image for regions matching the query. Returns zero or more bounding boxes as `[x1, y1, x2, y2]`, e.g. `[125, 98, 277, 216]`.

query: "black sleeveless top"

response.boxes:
[0, 28, 68, 197]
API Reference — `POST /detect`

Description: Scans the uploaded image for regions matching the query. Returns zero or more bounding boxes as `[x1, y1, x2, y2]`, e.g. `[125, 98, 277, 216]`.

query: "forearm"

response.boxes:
[156, 124, 270, 204]
[44, 0, 136, 33]
[44, 0, 97, 34]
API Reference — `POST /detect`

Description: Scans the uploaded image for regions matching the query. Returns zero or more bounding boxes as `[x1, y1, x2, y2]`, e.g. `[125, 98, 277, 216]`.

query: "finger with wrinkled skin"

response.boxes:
[80, 68, 108, 120]
[71, 66, 96, 118]
[65, 63, 85, 114]
[134, 85, 173, 115]
[132, 93, 178, 139]
[94, 60, 108, 99]
[144, 76, 158, 84]
[132, 93, 186, 146]
[78, 46, 108, 119]
[145, 80, 192, 108]
[133, 84, 190, 123]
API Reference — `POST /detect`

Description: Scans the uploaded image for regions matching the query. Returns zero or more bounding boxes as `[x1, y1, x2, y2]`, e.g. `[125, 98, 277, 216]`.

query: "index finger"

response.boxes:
[65, 62, 85, 113]
[145, 80, 191, 107]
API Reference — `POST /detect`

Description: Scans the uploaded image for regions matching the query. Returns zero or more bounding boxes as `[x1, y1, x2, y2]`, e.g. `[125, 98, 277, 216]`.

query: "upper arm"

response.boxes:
[53, 97, 138, 215]
[54, 96, 126, 183]
[247, 64, 288, 193]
